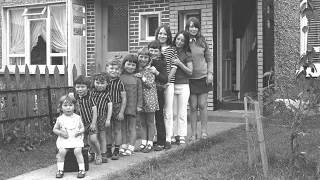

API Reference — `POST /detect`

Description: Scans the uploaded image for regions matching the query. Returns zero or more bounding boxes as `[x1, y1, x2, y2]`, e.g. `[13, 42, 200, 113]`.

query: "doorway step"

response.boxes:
[218, 96, 244, 110]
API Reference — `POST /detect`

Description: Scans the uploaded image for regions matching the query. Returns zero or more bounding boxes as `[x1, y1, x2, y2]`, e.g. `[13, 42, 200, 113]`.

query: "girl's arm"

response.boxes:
[53, 119, 67, 138]
[155, 63, 168, 84]
[175, 55, 193, 76]
[168, 67, 177, 82]
[76, 117, 85, 136]
[90, 106, 98, 130]
[136, 78, 143, 112]
[203, 40, 213, 84]
[105, 102, 113, 127]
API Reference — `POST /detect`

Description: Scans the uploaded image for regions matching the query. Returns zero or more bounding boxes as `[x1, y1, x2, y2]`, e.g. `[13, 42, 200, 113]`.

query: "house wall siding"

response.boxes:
[0, 0, 66, 68]
[128, 0, 170, 53]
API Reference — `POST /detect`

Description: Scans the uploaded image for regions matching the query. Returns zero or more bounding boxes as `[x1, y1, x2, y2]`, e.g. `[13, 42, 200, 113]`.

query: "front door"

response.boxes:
[102, 0, 128, 68]
[217, 0, 233, 100]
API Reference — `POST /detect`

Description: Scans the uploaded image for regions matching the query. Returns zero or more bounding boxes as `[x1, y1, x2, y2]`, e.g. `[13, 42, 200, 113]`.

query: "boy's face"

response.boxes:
[124, 61, 136, 74]
[106, 65, 120, 78]
[138, 54, 149, 68]
[75, 84, 88, 97]
[61, 101, 75, 116]
[149, 48, 161, 60]
[94, 80, 107, 91]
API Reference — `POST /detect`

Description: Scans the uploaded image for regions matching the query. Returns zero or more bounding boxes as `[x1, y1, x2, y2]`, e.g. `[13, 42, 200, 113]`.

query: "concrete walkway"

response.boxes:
[8, 111, 245, 180]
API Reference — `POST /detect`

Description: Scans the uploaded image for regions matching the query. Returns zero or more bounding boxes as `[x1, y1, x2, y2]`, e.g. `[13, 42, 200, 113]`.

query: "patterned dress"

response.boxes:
[140, 67, 159, 113]
[120, 73, 143, 116]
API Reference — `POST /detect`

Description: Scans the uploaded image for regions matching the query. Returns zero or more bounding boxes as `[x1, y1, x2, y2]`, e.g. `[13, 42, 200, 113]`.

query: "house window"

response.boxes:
[6, 3, 67, 66]
[139, 12, 161, 41]
[178, 10, 201, 31]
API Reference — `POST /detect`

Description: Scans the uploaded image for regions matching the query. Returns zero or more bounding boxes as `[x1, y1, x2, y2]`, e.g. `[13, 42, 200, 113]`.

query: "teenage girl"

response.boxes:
[136, 47, 159, 153]
[53, 95, 86, 178]
[172, 31, 193, 145]
[154, 24, 178, 149]
[119, 54, 143, 156]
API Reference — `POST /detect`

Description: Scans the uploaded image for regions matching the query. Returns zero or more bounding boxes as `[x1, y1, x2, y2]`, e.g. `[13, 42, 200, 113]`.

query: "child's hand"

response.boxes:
[137, 107, 142, 113]
[163, 83, 169, 89]
[117, 113, 124, 121]
[89, 123, 96, 132]
[74, 130, 82, 137]
[148, 66, 158, 74]
[60, 131, 68, 139]
[171, 58, 181, 66]
[105, 119, 111, 127]
[134, 73, 142, 78]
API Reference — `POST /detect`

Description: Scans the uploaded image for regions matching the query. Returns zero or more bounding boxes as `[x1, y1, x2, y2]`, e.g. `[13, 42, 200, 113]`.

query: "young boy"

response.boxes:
[91, 73, 113, 163]
[105, 59, 126, 160]
[73, 75, 102, 165]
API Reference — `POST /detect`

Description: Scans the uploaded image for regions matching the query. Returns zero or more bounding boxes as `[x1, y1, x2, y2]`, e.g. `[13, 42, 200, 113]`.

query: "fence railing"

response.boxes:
[0, 63, 102, 148]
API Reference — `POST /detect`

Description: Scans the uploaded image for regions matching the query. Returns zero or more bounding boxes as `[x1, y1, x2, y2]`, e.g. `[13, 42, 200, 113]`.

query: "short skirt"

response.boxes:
[189, 77, 213, 94]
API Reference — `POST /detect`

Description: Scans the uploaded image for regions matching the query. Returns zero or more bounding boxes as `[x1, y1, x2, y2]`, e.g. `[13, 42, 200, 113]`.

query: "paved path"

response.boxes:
[8, 112, 245, 180]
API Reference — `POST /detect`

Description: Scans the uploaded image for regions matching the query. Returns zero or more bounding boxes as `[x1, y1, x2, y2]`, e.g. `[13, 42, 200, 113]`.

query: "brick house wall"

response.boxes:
[86, 0, 95, 74]
[0, 0, 66, 68]
[128, 0, 170, 53]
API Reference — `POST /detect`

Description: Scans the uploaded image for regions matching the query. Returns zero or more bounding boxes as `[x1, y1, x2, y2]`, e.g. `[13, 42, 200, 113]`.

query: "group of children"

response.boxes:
[52, 16, 211, 178]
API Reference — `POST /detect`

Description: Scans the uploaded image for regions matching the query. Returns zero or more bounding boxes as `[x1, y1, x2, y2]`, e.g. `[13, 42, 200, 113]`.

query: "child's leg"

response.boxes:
[105, 126, 113, 157]
[73, 147, 84, 169]
[112, 120, 122, 160]
[99, 130, 108, 163]
[89, 133, 102, 165]
[173, 93, 179, 142]
[164, 83, 174, 144]
[126, 115, 137, 153]
[121, 118, 127, 145]
[139, 112, 148, 151]
[57, 148, 68, 170]
[177, 84, 190, 142]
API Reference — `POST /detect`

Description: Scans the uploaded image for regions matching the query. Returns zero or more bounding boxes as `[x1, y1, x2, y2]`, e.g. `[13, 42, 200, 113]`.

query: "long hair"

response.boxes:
[121, 54, 140, 74]
[173, 30, 191, 53]
[185, 17, 208, 49]
[155, 24, 173, 46]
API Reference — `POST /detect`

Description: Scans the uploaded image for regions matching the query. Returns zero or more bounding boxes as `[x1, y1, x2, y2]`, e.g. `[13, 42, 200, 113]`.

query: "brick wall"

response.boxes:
[129, 0, 170, 53]
[0, 0, 65, 68]
[86, 0, 95, 75]
[257, 0, 264, 96]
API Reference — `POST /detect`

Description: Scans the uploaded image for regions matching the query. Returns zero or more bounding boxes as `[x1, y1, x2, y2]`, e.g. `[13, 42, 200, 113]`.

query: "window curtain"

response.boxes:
[10, 9, 25, 54]
[50, 6, 66, 53]
[30, 20, 46, 50]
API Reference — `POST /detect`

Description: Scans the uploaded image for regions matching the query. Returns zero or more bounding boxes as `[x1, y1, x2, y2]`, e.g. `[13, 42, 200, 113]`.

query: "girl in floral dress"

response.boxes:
[135, 47, 159, 153]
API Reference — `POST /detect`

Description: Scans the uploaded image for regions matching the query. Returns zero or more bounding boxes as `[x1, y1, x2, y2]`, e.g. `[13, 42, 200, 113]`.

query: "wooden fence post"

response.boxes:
[244, 97, 254, 169]
[254, 101, 269, 177]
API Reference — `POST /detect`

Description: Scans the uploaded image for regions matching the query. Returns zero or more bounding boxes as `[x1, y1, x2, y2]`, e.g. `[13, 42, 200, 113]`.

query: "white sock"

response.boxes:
[166, 138, 171, 142]
[141, 140, 147, 145]
[180, 136, 185, 140]
[121, 144, 128, 149]
[128, 145, 135, 151]
[57, 162, 64, 171]
[147, 141, 153, 146]
[78, 163, 85, 171]
[153, 135, 157, 141]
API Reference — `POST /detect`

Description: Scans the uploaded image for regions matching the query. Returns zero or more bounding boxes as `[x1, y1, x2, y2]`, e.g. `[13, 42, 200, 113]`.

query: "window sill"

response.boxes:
[0, 65, 66, 75]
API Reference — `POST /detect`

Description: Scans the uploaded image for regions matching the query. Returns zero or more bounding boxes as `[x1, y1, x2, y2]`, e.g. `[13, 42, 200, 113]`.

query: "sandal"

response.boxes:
[56, 170, 64, 178]
[119, 148, 125, 157]
[122, 149, 134, 156]
[77, 170, 86, 178]
[94, 155, 102, 165]
[138, 144, 147, 152]
[179, 139, 186, 145]
[201, 132, 208, 140]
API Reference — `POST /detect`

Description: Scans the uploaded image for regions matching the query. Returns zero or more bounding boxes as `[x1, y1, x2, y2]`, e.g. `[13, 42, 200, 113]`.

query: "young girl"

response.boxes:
[172, 31, 193, 145]
[185, 17, 213, 141]
[53, 95, 86, 178]
[155, 24, 178, 149]
[148, 40, 168, 151]
[91, 73, 113, 163]
[119, 54, 143, 156]
[136, 47, 159, 153]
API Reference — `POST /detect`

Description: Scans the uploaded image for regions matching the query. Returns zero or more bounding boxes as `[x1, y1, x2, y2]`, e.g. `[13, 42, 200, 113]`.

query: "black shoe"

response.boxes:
[77, 170, 86, 178]
[88, 153, 95, 163]
[101, 153, 108, 163]
[56, 170, 64, 178]
[154, 145, 164, 151]
[106, 151, 113, 158]
[153, 141, 158, 146]
[111, 152, 120, 160]
[164, 141, 172, 149]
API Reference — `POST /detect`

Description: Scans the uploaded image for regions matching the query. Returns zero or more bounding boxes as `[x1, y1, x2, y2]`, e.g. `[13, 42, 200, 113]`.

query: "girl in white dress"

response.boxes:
[53, 95, 86, 178]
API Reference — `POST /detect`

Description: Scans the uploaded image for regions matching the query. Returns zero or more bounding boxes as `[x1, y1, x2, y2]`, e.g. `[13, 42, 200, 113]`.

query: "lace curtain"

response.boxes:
[50, 6, 67, 53]
[10, 9, 25, 54]
[30, 20, 46, 50]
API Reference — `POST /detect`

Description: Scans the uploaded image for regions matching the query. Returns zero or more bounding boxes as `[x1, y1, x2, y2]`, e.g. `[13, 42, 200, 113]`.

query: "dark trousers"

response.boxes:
[155, 89, 166, 146]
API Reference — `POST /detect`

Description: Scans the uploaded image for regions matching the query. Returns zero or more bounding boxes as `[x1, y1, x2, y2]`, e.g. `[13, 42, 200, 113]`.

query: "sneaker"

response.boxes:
[119, 148, 125, 157]
[153, 141, 158, 146]
[111, 151, 120, 160]
[56, 170, 64, 178]
[178, 139, 186, 146]
[88, 153, 95, 163]
[138, 144, 147, 152]
[77, 170, 86, 178]
[101, 153, 108, 163]
[164, 141, 172, 149]
[106, 151, 113, 158]
[142, 144, 153, 153]
[95, 155, 102, 165]
[122, 149, 134, 156]
[154, 145, 164, 151]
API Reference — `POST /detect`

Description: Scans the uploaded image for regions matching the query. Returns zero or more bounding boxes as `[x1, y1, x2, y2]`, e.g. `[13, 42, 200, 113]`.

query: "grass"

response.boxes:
[0, 137, 57, 180]
[106, 116, 320, 180]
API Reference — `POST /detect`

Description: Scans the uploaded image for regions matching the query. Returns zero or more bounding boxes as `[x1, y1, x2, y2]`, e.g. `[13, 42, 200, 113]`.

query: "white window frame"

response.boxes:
[139, 11, 161, 42]
[178, 10, 200, 31]
[2, 3, 67, 74]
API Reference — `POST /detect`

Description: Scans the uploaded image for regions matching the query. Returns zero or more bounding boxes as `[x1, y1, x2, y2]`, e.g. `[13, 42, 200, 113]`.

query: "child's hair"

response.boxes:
[173, 30, 191, 53]
[73, 75, 91, 88]
[155, 24, 173, 46]
[122, 54, 140, 74]
[106, 58, 122, 69]
[185, 17, 208, 49]
[57, 94, 77, 115]
[148, 40, 162, 50]
[137, 47, 151, 57]
[93, 72, 110, 83]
